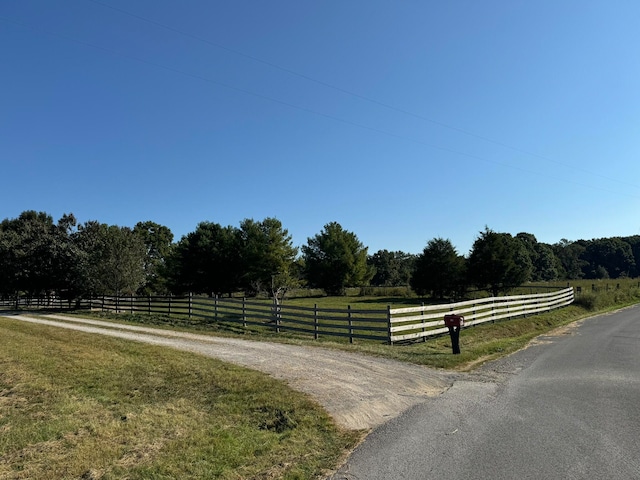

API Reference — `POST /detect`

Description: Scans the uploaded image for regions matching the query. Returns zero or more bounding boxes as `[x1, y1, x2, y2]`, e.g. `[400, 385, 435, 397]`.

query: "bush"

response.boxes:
[573, 292, 599, 310]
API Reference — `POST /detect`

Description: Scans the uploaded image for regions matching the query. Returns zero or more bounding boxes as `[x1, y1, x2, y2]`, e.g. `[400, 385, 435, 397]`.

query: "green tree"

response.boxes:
[411, 238, 466, 299]
[533, 243, 560, 281]
[0, 223, 22, 297]
[468, 228, 532, 296]
[368, 250, 415, 287]
[0, 211, 78, 298]
[622, 235, 640, 277]
[133, 221, 174, 294]
[515, 233, 559, 281]
[74, 222, 146, 296]
[581, 237, 635, 279]
[302, 222, 374, 296]
[552, 239, 586, 279]
[166, 222, 242, 296]
[238, 218, 298, 296]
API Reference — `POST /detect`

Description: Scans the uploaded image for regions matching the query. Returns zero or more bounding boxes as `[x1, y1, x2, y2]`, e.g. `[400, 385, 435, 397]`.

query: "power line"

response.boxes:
[83, 0, 640, 192]
[2, 14, 639, 202]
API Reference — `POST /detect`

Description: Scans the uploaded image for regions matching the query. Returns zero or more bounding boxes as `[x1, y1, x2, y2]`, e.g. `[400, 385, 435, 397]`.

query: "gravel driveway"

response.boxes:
[1, 313, 452, 430]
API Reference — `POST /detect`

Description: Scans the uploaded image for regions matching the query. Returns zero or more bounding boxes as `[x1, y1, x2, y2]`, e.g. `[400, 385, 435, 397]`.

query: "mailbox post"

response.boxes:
[443, 314, 464, 354]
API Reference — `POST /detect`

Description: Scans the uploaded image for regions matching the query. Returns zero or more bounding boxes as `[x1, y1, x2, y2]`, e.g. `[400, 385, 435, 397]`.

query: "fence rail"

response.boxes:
[0, 296, 91, 310]
[388, 287, 575, 343]
[2, 287, 574, 345]
[90, 294, 390, 343]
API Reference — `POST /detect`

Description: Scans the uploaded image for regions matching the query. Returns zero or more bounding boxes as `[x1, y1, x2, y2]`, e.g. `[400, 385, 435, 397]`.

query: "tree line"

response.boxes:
[1, 211, 638, 301]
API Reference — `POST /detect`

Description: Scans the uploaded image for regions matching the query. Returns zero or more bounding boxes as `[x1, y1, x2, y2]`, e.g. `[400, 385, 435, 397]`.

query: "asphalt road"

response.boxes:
[331, 306, 640, 480]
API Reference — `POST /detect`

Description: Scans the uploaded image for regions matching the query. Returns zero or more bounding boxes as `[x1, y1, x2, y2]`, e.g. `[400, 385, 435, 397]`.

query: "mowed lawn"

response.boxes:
[0, 319, 360, 480]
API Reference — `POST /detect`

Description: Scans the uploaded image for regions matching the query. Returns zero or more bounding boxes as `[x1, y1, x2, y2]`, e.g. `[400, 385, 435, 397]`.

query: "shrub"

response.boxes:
[573, 292, 599, 310]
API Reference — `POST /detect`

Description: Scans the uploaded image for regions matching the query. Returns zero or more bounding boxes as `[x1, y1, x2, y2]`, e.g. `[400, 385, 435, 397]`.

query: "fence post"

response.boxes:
[348, 305, 353, 344]
[243, 297, 247, 328]
[491, 299, 495, 323]
[314, 303, 318, 340]
[421, 302, 426, 342]
[168, 294, 172, 317]
[214, 295, 218, 322]
[270, 297, 281, 333]
[148, 296, 151, 315]
[387, 305, 393, 345]
[130, 295, 134, 314]
[189, 292, 193, 319]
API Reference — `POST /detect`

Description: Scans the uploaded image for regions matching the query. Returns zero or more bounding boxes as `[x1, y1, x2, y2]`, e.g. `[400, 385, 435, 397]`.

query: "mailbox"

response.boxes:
[444, 314, 464, 328]
[444, 314, 464, 354]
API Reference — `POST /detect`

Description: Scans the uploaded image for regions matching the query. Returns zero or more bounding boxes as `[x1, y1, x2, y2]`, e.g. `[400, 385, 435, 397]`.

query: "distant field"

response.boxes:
[0, 319, 360, 480]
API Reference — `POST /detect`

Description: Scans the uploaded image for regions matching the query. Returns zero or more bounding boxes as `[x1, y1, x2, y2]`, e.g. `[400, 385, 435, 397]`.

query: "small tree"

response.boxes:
[238, 218, 298, 297]
[468, 228, 531, 297]
[133, 221, 174, 294]
[302, 222, 374, 296]
[411, 238, 466, 299]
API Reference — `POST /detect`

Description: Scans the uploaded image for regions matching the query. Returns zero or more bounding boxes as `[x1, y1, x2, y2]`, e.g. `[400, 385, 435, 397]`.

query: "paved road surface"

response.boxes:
[331, 306, 640, 479]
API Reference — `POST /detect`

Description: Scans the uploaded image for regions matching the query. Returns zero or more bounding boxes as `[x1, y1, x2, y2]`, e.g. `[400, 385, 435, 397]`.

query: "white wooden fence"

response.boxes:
[388, 287, 575, 343]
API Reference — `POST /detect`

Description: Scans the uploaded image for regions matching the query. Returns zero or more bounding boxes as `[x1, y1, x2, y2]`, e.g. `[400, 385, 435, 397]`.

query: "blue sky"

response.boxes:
[2, 1, 640, 256]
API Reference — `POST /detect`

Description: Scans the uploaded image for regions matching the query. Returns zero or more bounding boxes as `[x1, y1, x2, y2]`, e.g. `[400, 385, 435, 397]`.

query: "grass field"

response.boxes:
[3, 280, 639, 478]
[0, 320, 360, 480]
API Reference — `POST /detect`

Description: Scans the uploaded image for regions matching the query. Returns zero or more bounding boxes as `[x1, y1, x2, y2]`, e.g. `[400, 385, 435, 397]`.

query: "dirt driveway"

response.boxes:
[1, 312, 452, 431]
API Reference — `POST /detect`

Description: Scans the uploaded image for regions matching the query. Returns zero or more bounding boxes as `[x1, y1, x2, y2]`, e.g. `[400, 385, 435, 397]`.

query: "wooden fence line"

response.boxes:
[0, 296, 90, 310]
[388, 287, 575, 343]
[91, 294, 390, 343]
[88, 288, 574, 344]
[2, 287, 574, 345]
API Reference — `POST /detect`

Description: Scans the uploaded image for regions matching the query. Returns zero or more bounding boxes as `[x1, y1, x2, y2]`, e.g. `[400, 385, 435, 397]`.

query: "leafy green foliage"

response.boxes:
[75, 222, 147, 295]
[368, 249, 415, 287]
[411, 238, 466, 299]
[5, 208, 640, 302]
[552, 239, 587, 279]
[133, 221, 174, 294]
[582, 237, 635, 279]
[468, 228, 531, 296]
[0, 211, 78, 297]
[238, 218, 298, 296]
[516, 232, 559, 281]
[302, 222, 374, 296]
[167, 222, 242, 296]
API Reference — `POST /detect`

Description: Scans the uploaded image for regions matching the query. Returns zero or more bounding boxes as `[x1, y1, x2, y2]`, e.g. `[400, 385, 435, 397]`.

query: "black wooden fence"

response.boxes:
[91, 294, 391, 344]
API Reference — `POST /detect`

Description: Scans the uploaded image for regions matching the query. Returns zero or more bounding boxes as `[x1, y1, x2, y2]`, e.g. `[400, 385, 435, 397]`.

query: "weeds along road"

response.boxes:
[331, 305, 640, 480]
[0, 312, 452, 431]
